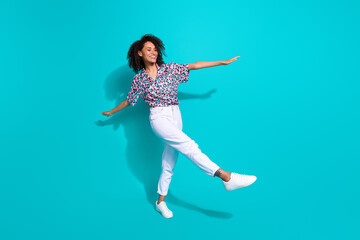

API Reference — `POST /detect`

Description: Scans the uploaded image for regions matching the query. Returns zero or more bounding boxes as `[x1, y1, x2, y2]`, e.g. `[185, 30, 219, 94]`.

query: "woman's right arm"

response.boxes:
[102, 99, 130, 117]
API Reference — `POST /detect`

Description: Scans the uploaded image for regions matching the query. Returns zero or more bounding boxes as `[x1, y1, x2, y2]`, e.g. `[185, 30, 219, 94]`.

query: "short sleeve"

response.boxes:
[169, 62, 190, 84]
[126, 75, 144, 106]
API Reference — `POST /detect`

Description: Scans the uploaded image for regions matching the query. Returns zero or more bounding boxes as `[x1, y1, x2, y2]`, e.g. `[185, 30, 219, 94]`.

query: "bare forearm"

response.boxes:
[188, 56, 240, 70]
[110, 99, 130, 114]
[189, 61, 224, 70]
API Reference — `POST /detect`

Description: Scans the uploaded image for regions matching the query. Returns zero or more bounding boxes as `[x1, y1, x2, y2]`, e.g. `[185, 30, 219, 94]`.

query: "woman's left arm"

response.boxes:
[188, 56, 240, 70]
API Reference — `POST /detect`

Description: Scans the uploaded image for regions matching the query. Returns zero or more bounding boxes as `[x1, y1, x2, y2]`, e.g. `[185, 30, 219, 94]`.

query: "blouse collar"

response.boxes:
[140, 63, 163, 79]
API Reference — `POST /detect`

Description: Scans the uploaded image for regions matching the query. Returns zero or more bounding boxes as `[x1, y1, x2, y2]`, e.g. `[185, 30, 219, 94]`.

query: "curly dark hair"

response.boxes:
[127, 34, 166, 73]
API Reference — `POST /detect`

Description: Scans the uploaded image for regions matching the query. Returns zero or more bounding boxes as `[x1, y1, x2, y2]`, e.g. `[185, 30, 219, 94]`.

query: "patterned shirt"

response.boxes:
[126, 62, 190, 108]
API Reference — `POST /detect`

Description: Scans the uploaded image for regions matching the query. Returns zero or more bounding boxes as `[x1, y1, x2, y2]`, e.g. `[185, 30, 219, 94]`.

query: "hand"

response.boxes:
[102, 111, 113, 117]
[223, 56, 241, 65]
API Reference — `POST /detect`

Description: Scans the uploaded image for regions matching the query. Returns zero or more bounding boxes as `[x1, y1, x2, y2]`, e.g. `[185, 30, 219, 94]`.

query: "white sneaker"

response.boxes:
[223, 173, 257, 191]
[155, 201, 173, 218]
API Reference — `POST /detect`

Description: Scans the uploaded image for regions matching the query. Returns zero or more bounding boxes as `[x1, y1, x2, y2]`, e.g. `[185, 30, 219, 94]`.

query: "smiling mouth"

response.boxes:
[150, 56, 156, 59]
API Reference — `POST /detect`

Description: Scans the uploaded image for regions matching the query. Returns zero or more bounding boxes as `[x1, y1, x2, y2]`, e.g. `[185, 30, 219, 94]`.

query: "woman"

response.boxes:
[102, 34, 257, 218]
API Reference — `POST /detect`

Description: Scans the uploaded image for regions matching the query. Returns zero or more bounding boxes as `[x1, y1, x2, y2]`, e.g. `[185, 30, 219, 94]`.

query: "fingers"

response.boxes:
[228, 56, 241, 63]
[101, 112, 111, 117]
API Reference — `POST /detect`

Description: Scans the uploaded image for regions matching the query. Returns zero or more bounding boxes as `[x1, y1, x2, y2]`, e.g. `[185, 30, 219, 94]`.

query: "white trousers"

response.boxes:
[149, 105, 220, 196]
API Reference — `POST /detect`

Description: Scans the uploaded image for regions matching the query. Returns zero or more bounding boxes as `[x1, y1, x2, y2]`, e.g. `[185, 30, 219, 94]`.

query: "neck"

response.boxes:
[144, 62, 157, 72]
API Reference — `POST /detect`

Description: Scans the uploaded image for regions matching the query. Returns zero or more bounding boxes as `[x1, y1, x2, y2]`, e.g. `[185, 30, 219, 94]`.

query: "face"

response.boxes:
[138, 41, 158, 64]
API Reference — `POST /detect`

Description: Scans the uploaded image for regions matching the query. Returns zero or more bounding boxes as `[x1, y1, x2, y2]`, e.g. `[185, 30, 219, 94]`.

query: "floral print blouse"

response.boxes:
[126, 62, 190, 108]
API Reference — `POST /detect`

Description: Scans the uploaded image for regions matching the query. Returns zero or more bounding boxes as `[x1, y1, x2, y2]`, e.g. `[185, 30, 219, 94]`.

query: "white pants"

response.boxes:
[149, 105, 220, 196]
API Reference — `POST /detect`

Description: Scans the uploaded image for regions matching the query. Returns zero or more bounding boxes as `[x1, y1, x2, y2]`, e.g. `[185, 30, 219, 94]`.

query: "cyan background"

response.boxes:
[1, 0, 359, 239]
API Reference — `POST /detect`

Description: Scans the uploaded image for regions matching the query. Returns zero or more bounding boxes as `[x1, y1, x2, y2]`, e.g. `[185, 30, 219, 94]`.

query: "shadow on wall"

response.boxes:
[95, 65, 232, 218]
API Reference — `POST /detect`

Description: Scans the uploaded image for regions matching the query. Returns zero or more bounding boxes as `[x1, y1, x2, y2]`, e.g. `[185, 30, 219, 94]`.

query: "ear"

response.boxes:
[138, 50, 143, 57]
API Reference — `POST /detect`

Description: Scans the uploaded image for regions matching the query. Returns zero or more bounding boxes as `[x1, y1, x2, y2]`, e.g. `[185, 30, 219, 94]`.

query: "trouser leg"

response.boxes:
[150, 106, 220, 180]
[157, 143, 179, 196]
[155, 106, 182, 196]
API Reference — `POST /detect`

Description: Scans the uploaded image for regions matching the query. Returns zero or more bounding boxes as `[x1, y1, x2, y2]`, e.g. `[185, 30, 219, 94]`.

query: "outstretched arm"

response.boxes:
[102, 99, 130, 117]
[188, 56, 240, 70]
